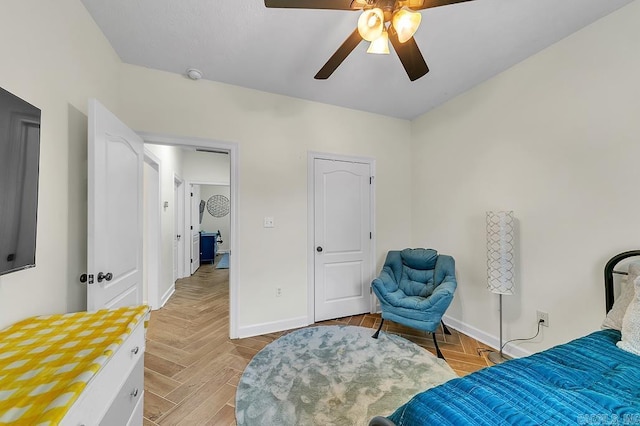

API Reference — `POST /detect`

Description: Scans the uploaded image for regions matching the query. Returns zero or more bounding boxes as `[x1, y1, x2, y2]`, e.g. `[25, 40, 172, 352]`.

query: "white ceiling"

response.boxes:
[80, 0, 632, 120]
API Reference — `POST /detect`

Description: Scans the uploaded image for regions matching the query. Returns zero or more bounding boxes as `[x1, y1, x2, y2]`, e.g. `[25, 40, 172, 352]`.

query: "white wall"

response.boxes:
[410, 1, 640, 354]
[144, 144, 185, 303]
[182, 150, 230, 185]
[117, 64, 413, 332]
[5, 0, 632, 351]
[0, 0, 120, 329]
[0, 9, 408, 333]
[200, 185, 231, 253]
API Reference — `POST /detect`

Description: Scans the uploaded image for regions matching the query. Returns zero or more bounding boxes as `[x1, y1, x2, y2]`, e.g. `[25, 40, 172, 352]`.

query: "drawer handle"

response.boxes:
[131, 388, 139, 398]
[131, 346, 139, 355]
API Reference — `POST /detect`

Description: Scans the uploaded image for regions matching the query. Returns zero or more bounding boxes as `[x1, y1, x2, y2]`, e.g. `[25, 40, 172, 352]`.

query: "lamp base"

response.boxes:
[487, 351, 509, 365]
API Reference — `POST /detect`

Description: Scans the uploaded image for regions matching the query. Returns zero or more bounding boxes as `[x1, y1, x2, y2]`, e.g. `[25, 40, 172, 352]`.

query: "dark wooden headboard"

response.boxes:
[604, 250, 640, 312]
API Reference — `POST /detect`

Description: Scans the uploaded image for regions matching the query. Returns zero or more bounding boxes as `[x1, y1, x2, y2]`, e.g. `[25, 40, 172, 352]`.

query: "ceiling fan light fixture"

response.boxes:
[366, 29, 390, 55]
[357, 8, 385, 42]
[392, 7, 421, 43]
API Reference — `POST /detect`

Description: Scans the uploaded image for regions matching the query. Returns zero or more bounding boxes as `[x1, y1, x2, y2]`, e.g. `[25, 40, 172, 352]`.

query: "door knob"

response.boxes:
[316, 246, 323, 253]
[97, 272, 113, 283]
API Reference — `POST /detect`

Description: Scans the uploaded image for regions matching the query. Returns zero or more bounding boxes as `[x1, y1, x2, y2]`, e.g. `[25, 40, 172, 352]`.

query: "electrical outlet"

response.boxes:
[537, 310, 549, 327]
[276, 287, 282, 297]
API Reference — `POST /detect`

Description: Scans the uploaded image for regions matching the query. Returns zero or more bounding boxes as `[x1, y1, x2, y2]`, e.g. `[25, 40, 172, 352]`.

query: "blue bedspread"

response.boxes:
[386, 329, 640, 425]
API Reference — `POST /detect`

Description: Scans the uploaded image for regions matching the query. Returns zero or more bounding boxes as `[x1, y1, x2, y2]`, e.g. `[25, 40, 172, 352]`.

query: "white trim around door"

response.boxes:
[307, 151, 377, 325]
[143, 148, 162, 310]
[173, 174, 186, 282]
[138, 132, 240, 339]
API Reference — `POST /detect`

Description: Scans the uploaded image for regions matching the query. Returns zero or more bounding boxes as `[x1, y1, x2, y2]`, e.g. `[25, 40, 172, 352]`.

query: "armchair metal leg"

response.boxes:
[372, 319, 384, 339]
[432, 332, 445, 360]
[441, 321, 451, 335]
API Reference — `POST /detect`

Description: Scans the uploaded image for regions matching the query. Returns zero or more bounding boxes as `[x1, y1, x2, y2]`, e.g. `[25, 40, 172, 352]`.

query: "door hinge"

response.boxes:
[191, 192, 193, 197]
[370, 287, 372, 294]
[369, 176, 372, 184]
[190, 258, 193, 263]
[190, 225, 193, 230]
[370, 232, 372, 239]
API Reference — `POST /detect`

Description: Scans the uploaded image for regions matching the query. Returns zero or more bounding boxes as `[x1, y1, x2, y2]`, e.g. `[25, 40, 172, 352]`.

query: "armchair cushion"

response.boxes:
[398, 248, 438, 297]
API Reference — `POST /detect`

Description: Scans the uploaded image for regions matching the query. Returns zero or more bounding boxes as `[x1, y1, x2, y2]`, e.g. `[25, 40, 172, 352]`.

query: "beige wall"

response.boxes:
[0, 0, 120, 329]
[117, 64, 413, 330]
[410, 1, 640, 355]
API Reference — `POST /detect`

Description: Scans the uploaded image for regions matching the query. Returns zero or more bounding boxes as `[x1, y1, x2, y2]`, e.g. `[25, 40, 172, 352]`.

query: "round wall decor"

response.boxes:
[207, 195, 230, 217]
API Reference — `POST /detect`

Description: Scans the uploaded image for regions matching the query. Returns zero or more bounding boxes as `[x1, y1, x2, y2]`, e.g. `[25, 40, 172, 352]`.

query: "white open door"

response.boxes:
[191, 184, 201, 274]
[314, 158, 372, 322]
[87, 100, 144, 311]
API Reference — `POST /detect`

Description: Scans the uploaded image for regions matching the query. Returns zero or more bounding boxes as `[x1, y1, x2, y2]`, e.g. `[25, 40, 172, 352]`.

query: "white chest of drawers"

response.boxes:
[60, 319, 145, 426]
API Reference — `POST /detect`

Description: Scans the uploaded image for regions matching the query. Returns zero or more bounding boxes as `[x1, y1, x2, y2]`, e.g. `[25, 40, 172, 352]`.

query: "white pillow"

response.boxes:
[602, 262, 640, 330]
[617, 276, 640, 356]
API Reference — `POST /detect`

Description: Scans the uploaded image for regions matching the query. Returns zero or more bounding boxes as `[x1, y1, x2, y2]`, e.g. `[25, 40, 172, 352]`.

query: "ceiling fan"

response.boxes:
[264, 0, 474, 81]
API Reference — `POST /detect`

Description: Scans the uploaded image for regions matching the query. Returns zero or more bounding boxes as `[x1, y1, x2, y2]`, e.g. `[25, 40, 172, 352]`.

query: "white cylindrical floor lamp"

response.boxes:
[486, 211, 515, 364]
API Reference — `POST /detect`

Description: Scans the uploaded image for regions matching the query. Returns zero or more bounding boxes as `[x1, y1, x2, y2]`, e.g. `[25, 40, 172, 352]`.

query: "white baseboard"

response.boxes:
[442, 314, 533, 359]
[237, 316, 309, 339]
[160, 284, 175, 308]
[234, 313, 536, 359]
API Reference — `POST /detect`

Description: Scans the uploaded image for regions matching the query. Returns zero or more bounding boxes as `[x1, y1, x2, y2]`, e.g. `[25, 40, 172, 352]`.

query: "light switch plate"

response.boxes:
[264, 217, 274, 228]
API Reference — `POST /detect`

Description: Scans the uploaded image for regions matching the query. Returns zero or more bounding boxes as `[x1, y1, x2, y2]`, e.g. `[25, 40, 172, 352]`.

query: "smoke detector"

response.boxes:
[186, 68, 203, 80]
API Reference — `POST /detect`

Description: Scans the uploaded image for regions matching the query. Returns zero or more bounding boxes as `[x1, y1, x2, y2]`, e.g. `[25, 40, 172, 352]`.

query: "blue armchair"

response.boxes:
[371, 248, 457, 359]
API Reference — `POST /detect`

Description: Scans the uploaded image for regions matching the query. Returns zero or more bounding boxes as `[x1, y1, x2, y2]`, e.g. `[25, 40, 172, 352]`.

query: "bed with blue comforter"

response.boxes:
[370, 251, 640, 426]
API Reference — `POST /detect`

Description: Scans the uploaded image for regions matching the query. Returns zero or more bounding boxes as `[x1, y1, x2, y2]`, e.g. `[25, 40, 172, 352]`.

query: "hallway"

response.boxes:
[143, 262, 242, 425]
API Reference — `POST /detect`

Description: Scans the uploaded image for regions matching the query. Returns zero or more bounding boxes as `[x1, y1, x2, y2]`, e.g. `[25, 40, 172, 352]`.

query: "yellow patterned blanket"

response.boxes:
[0, 305, 149, 425]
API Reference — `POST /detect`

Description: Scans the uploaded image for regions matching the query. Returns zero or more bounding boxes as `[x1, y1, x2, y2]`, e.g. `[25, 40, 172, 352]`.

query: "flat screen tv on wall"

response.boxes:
[0, 87, 41, 276]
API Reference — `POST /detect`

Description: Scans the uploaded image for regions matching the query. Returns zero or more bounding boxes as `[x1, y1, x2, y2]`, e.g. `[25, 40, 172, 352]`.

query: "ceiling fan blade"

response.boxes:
[315, 29, 363, 80]
[401, 0, 475, 11]
[388, 26, 429, 81]
[264, 0, 360, 10]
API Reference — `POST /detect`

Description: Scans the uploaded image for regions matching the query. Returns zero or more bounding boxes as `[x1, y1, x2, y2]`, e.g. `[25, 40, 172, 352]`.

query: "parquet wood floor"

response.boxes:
[143, 261, 492, 425]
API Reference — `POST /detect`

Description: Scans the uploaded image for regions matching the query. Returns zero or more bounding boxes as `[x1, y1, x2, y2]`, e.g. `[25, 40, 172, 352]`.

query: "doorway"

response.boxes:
[188, 183, 231, 270]
[141, 133, 239, 339]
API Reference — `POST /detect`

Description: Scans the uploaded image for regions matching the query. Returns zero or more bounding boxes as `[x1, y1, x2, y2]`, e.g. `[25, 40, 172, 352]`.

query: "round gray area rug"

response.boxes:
[235, 325, 457, 426]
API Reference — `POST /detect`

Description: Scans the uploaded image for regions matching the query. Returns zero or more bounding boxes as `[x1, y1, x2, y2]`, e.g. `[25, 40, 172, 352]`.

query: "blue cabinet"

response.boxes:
[200, 232, 218, 264]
